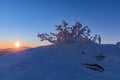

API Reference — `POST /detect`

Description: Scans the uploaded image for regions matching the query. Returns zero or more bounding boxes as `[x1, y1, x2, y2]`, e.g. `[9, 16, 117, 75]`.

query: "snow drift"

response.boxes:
[0, 41, 120, 80]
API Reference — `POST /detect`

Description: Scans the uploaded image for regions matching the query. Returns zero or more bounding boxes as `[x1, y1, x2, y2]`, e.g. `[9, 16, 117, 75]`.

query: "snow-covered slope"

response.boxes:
[0, 41, 120, 80]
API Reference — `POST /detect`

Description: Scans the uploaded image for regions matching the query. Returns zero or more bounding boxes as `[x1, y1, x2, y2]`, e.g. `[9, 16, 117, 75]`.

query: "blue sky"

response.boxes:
[0, 0, 120, 48]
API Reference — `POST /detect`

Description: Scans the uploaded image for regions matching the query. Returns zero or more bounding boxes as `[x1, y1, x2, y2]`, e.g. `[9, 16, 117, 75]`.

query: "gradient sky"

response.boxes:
[0, 0, 120, 48]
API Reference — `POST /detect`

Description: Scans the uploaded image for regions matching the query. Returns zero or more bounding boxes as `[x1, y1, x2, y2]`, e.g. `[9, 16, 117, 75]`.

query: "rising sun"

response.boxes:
[15, 42, 20, 48]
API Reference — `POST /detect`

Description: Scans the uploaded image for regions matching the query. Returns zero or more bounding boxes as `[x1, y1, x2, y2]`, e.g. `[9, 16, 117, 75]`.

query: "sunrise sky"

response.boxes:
[0, 0, 120, 49]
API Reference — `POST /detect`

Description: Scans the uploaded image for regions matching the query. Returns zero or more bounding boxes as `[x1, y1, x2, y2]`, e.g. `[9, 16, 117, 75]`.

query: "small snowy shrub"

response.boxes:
[38, 21, 91, 44]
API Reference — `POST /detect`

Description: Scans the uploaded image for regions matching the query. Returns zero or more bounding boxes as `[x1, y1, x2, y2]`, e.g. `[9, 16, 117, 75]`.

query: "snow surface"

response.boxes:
[0, 41, 120, 80]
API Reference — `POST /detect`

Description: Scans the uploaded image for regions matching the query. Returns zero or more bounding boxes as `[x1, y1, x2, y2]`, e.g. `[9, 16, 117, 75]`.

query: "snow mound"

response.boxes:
[0, 41, 120, 80]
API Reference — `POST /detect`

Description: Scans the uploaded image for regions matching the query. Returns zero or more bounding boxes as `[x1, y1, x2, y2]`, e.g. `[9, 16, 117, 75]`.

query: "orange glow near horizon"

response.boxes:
[0, 41, 50, 49]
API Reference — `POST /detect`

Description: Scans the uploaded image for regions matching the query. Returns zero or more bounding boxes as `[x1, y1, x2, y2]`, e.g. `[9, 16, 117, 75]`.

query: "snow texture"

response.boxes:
[0, 41, 120, 80]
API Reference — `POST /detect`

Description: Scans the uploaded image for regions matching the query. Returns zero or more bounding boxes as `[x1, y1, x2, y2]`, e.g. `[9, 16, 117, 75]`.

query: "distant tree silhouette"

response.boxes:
[38, 21, 93, 44]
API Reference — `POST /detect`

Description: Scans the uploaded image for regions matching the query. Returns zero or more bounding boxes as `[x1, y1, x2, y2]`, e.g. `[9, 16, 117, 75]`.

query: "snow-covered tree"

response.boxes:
[38, 21, 92, 44]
